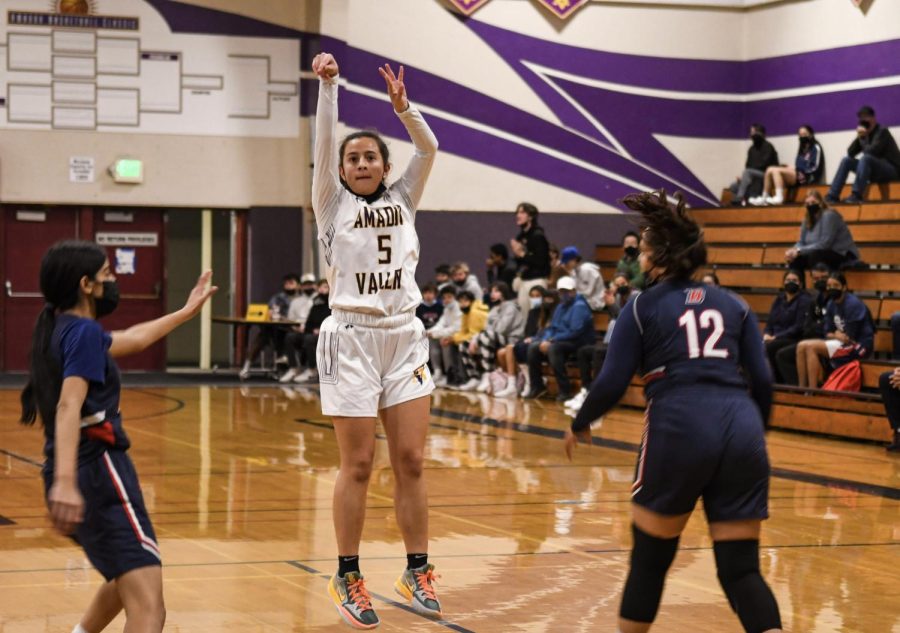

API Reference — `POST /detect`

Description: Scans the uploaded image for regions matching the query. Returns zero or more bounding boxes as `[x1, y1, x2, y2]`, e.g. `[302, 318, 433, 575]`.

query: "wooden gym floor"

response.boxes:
[0, 385, 897, 632]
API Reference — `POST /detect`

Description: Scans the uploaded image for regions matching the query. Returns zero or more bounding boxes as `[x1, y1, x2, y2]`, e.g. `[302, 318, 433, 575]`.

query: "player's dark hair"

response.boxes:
[490, 281, 515, 301]
[421, 283, 438, 295]
[457, 290, 476, 302]
[489, 243, 509, 260]
[439, 285, 457, 298]
[621, 189, 707, 282]
[517, 203, 539, 222]
[435, 263, 451, 276]
[283, 273, 300, 283]
[339, 131, 390, 166]
[21, 241, 107, 427]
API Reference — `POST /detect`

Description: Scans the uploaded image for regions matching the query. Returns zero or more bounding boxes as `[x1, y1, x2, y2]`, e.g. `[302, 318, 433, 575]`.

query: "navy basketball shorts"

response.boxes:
[631, 387, 770, 522]
[44, 450, 161, 581]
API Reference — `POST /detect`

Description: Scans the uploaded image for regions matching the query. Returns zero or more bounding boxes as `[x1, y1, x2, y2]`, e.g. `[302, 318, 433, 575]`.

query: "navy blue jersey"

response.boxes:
[573, 279, 772, 431]
[45, 314, 130, 467]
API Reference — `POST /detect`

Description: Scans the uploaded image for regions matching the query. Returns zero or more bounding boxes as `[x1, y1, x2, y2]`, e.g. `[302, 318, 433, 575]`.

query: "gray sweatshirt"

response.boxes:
[574, 262, 605, 311]
[485, 299, 526, 343]
[795, 209, 860, 258]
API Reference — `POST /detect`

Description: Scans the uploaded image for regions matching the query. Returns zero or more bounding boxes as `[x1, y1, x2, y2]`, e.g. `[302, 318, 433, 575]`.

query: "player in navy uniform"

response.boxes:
[564, 191, 782, 633]
[20, 241, 216, 633]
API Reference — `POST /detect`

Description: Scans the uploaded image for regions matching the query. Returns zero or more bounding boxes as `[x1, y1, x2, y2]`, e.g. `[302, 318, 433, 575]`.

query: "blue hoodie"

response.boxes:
[540, 294, 596, 347]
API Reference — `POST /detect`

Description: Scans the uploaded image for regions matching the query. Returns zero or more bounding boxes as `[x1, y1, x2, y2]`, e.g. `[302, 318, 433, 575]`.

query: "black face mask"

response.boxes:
[784, 281, 800, 294]
[859, 119, 872, 130]
[624, 246, 638, 258]
[826, 288, 843, 302]
[285, 288, 298, 296]
[813, 279, 827, 292]
[616, 285, 630, 297]
[303, 288, 315, 296]
[460, 305, 471, 314]
[799, 136, 811, 146]
[751, 133, 764, 146]
[95, 280, 120, 318]
[806, 203, 821, 215]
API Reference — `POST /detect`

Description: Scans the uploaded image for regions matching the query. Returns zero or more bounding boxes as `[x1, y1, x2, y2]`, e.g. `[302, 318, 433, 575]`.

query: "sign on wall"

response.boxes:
[68, 156, 94, 182]
[96, 231, 158, 246]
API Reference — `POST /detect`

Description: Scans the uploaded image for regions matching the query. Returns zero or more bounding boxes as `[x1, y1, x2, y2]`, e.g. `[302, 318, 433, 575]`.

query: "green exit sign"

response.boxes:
[111, 158, 143, 184]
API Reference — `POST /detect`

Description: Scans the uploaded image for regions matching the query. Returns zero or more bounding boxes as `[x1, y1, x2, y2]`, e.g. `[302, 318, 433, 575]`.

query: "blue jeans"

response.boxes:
[828, 154, 900, 199]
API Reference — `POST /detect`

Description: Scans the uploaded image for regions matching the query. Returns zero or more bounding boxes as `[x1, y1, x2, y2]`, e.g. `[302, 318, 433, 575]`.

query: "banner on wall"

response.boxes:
[534, 0, 589, 19]
[445, 0, 493, 15]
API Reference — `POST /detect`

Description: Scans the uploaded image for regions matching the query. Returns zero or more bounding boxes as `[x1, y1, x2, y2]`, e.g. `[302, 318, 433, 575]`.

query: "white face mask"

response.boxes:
[530, 297, 542, 309]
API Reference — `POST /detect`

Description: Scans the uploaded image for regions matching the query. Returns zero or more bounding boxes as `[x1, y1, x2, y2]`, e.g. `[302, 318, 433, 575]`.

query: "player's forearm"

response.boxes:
[111, 309, 191, 356]
[53, 405, 81, 482]
[312, 78, 340, 209]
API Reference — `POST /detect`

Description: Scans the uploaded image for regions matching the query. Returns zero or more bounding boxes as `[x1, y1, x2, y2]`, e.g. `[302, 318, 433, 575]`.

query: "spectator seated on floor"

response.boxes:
[458, 282, 525, 392]
[785, 190, 861, 275]
[615, 231, 644, 290]
[825, 105, 900, 205]
[239, 272, 299, 380]
[428, 285, 463, 387]
[728, 123, 779, 206]
[449, 290, 488, 388]
[750, 124, 824, 206]
[795, 272, 873, 389]
[560, 245, 605, 311]
[416, 283, 443, 331]
[281, 279, 331, 384]
[774, 263, 831, 386]
[763, 270, 812, 383]
[524, 276, 595, 403]
[450, 261, 483, 300]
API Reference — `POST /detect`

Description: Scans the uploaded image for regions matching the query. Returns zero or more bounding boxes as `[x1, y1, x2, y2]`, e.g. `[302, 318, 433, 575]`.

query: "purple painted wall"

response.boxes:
[414, 210, 635, 287]
[248, 207, 304, 303]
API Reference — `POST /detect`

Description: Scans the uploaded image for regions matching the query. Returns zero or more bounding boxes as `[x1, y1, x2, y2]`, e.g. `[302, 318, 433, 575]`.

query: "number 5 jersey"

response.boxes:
[312, 76, 438, 317]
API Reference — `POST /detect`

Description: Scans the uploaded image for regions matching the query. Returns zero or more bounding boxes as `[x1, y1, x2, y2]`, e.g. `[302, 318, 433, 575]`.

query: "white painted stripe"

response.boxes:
[102, 452, 161, 560]
[524, 61, 900, 104]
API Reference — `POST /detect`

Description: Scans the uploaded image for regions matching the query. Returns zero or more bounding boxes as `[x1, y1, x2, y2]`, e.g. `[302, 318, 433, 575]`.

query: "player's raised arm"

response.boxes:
[312, 52, 342, 225]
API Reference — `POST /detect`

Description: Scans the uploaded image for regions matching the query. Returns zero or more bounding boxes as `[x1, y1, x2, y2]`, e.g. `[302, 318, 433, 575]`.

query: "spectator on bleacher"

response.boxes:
[615, 231, 644, 289]
[450, 262, 483, 300]
[763, 271, 813, 383]
[892, 311, 900, 361]
[561, 246, 605, 311]
[486, 243, 518, 296]
[729, 123, 779, 206]
[510, 202, 551, 313]
[750, 125, 825, 206]
[524, 276, 595, 402]
[239, 273, 299, 379]
[280, 279, 331, 384]
[458, 282, 524, 392]
[416, 283, 443, 330]
[428, 286, 463, 387]
[774, 263, 831, 385]
[785, 191, 860, 275]
[434, 263, 452, 293]
[450, 290, 488, 389]
[496, 287, 559, 398]
[701, 271, 720, 287]
[567, 274, 639, 411]
[547, 244, 569, 289]
[878, 368, 900, 452]
[796, 272, 874, 389]
[825, 106, 900, 205]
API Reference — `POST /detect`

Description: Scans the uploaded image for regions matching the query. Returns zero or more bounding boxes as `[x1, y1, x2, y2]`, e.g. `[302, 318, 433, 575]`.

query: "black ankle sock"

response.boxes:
[407, 553, 428, 570]
[338, 555, 360, 577]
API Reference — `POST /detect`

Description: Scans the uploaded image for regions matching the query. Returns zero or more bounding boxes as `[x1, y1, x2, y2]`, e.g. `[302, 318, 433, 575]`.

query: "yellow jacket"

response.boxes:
[452, 300, 488, 344]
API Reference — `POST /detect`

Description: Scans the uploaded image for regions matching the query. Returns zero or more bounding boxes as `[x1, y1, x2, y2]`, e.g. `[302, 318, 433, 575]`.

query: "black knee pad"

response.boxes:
[619, 524, 679, 623]
[714, 540, 782, 633]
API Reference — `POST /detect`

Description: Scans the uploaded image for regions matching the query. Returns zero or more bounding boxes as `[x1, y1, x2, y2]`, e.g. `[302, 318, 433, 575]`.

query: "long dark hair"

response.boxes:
[490, 281, 515, 301]
[20, 241, 107, 427]
[620, 189, 707, 281]
[539, 290, 560, 329]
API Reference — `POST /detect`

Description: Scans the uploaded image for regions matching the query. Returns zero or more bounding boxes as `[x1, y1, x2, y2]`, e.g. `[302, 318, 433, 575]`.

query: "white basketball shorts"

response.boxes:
[317, 309, 434, 418]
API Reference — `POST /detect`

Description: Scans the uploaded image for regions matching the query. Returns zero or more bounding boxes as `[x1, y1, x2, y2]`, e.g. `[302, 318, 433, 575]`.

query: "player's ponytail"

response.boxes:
[20, 241, 107, 427]
[620, 189, 707, 282]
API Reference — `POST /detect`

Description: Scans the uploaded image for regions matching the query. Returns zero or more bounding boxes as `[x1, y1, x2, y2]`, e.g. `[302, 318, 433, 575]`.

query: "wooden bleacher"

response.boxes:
[586, 191, 899, 443]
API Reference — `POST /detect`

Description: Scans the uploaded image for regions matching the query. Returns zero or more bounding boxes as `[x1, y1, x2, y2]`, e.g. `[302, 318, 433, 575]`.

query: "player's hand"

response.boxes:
[784, 248, 797, 262]
[182, 270, 218, 319]
[564, 427, 592, 461]
[48, 480, 84, 535]
[834, 331, 850, 344]
[889, 367, 900, 388]
[312, 52, 339, 79]
[857, 125, 868, 137]
[539, 340, 551, 354]
[378, 64, 409, 113]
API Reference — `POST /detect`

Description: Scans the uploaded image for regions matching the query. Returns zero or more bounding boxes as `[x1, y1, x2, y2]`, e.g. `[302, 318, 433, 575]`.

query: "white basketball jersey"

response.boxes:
[313, 78, 438, 317]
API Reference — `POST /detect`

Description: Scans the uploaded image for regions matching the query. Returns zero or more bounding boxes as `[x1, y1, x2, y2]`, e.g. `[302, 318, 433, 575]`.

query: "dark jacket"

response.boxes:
[746, 140, 779, 172]
[487, 259, 518, 289]
[515, 224, 551, 281]
[795, 141, 825, 184]
[305, 295, 332, 333]
[765, 291, 813, 340]
[416, 301, 443, 330]
[539, 294, 596, 347]
[848, 124, 900, 173]
[825, 292, 875, 354]
[800, 290, 828, 340]
[522, 306, 541, 339]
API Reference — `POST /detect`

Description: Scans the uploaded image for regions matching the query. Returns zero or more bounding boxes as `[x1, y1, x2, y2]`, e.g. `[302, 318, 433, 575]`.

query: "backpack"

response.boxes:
[821, 360, 861, 393]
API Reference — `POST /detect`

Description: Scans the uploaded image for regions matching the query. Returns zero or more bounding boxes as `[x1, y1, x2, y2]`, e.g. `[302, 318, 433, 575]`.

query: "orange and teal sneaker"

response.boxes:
[394, 563, 442, 618]
[328, 572, 380, 629]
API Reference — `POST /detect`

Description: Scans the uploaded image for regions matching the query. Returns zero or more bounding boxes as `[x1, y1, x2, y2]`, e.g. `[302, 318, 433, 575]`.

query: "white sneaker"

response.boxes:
[292, 368, 312, 383]
[494, 376, 518, 398]
[765, 194, 784, 205]
[519, 371, 531, 397]
[476, 374, 491, 393]
[459, 377, 480, 392]
[564, 388, 588, 411]
[279, 368, 298, 383]
[239, 361, 251, 380]
[748, 195, 766, 206]
[275, 355, 289, 366]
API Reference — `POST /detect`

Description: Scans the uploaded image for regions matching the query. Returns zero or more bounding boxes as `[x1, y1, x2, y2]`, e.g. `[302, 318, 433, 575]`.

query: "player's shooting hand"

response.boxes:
[48, 480, 84, 535]
[379, 64, 409, 113]
[564, 427, 592, 461]
[182, 270, 218, 319]
[312, 52, 339, 79]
